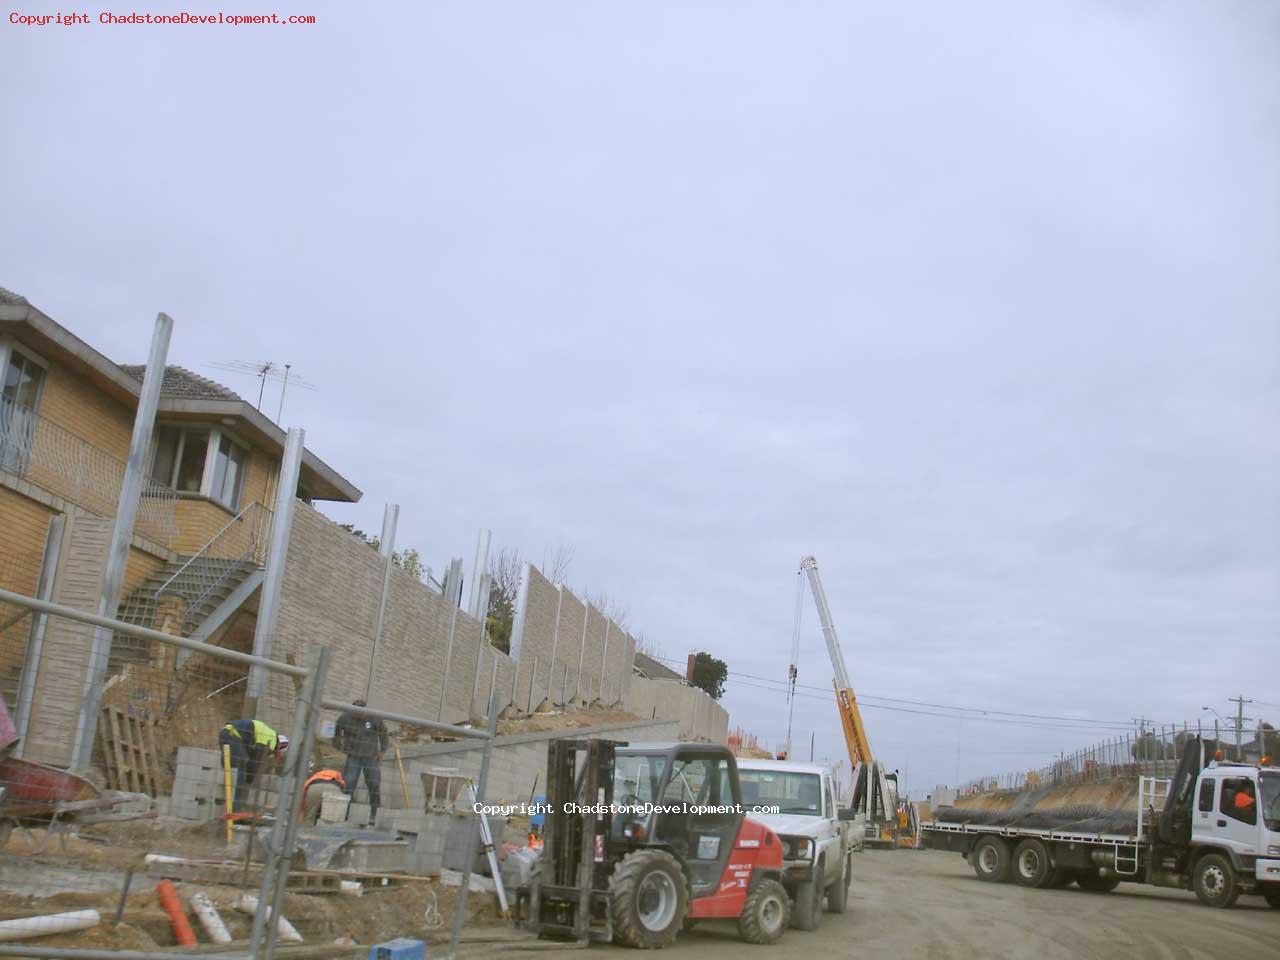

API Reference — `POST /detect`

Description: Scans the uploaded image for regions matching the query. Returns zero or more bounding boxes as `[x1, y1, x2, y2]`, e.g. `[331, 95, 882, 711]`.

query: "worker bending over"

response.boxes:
[218, 719, 288, 810]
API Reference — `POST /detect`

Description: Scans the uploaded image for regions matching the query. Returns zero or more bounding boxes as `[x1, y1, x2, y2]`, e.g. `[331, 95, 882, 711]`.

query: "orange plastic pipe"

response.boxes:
[155, 880, 197, 946]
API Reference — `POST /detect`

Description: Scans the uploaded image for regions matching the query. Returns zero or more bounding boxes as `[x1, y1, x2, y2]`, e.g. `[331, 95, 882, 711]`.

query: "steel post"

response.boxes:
[72, 313, 171, 770]
[448, 659, 500, 958]
[366, 502, 400, 701]
[247, 427, 305, 702]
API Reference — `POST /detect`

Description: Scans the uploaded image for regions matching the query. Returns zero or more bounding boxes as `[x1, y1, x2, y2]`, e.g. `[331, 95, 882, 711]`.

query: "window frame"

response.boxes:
[0, 337, 50, 416]
[150, 423, 250, 512]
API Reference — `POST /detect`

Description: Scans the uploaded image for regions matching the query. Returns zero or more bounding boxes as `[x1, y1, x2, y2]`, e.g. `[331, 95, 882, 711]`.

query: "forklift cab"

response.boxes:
[612, 743, 744, 896]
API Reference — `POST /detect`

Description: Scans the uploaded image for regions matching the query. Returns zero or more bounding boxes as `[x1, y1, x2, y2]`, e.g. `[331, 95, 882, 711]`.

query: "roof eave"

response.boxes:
[158, 398, 362, 503]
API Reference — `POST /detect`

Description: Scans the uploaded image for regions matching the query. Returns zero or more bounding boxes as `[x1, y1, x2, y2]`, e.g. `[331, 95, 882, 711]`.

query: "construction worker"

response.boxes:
[301, 767, 347, 825]
[334, 700, 388, 825]
[218, 719, 288, 810]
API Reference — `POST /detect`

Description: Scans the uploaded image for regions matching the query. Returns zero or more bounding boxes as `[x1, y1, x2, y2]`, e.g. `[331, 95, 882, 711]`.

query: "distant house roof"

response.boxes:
[634, 652, 685, 682]
[119, 365, 244, 403]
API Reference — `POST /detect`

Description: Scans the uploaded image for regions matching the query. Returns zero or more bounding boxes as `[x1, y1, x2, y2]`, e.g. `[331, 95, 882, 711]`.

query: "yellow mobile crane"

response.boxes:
[793, 555, 902, 848]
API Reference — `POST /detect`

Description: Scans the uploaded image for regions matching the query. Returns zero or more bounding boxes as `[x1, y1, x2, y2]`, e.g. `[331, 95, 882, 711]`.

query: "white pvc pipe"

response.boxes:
[233, 894, 302, 943]
[0, 909, 101, 942]
[189, 893, 232, 945]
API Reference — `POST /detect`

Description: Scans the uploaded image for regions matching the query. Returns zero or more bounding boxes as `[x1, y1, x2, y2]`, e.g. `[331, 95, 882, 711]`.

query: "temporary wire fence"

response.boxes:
[0, 587, 500, 960]
[959, 718, 1278, 795]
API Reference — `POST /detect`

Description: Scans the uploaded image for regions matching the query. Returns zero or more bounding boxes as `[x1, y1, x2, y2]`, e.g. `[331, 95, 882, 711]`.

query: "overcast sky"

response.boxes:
[3, 1, 1277, 796]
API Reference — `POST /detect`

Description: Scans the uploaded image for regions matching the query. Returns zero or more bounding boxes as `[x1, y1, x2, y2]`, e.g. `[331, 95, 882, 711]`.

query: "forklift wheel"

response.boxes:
[608, 849, 688, 949]
[738, 878, 789, 945]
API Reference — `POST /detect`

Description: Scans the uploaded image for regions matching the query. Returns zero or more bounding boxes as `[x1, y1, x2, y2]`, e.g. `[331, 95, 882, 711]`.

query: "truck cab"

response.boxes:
[1185, 762, 1280, 905]
[735, 758, 854, 930]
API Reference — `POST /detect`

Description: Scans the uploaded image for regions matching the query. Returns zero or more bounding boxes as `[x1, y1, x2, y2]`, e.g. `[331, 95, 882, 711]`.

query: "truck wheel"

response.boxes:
[971, 836, 1010, 883]
[1193, 854, 1239, 909]
[791, 873, 823, 930]
[1047, 867, 1075, 888]
[1011, 839, 1053, 888]
[825, 854, 851, 914]
[1075, 870, 1121, 893]
[608, 849, 689, 948]
[738, 878, 789, 945]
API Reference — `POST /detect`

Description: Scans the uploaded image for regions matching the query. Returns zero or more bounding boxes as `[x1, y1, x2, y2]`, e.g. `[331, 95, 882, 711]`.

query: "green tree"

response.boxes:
[338, 524, 431, 583]
[690, 651, 728, 700]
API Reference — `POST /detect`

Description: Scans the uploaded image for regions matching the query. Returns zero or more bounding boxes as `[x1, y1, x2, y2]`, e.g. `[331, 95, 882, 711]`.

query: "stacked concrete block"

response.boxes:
[510, 566, 560, 714]
[171, 747, 234, 821]
[328, 838, 411, 873]
[550, 590, 585, 708]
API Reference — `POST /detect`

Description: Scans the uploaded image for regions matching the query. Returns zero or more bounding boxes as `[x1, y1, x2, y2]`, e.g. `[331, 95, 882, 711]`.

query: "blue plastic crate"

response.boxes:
[369, 938, 426, 960]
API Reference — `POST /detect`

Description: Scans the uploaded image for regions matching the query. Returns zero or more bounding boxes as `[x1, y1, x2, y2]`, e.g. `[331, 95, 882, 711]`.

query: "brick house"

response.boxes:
[0, 287, 361, 766]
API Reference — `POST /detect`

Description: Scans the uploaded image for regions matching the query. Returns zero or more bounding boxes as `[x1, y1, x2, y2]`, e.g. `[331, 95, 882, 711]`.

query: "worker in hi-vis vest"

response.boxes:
[217, 719, 289, 810]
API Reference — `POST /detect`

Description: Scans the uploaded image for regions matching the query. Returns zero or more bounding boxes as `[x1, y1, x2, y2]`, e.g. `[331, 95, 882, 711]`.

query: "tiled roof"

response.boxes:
[119, 364, 245, 403]
[0, 287, 30, 305]
[634, 652, 685, 682]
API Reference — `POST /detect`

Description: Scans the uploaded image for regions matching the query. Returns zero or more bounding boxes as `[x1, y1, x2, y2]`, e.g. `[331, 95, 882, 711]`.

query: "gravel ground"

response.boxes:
[527, 848, 1277, 959]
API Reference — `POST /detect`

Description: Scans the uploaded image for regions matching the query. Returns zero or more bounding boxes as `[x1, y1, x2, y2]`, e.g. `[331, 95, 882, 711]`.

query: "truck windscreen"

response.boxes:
[1262, 773, 1280, 831]
[738, 770, 823, 816]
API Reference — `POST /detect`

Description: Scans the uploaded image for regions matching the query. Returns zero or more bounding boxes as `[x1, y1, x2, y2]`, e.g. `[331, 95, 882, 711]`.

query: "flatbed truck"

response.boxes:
[922, 738, 1280, 909]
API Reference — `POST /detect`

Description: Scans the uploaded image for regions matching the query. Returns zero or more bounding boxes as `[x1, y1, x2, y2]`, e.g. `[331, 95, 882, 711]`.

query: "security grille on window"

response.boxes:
[150, 425, 248, 510]
[0, 345, 46, 474]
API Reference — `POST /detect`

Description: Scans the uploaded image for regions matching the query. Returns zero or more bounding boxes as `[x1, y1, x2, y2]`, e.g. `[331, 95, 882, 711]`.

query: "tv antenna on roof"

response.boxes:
[206, 360, 317, 423]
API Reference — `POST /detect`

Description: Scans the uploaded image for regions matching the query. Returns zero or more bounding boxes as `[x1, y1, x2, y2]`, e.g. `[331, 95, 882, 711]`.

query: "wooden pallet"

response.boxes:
[99, 706, 162, 796]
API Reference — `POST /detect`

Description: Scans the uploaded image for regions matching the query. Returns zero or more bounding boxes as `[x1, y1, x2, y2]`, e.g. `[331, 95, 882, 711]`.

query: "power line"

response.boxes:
[723, 677, 1149, 732]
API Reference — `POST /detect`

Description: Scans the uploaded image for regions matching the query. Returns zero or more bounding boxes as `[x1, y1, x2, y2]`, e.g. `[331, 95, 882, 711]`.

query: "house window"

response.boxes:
[210, 433, 246, 509]
[0, 344, 47, 474]
[150, 425, 248, 510]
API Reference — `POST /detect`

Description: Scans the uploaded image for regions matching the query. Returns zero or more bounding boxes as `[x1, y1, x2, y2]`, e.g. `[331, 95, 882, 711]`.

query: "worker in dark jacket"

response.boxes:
[334, 700, 388, 825]
[217, 719, 288, 810]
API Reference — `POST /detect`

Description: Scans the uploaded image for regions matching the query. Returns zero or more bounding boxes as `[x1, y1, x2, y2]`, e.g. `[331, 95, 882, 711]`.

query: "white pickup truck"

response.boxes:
[736, 758, 858, 931]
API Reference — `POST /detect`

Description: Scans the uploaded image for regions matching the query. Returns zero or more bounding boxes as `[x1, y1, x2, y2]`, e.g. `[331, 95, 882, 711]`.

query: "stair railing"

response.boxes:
[153, 500, 274, 633]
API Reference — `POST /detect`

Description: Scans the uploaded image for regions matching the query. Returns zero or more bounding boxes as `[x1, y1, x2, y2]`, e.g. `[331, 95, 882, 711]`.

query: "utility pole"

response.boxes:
[1229, 695, 1253, 760]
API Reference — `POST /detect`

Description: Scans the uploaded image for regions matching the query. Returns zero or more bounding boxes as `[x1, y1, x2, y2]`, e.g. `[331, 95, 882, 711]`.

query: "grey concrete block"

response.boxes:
[328, 839, 410, 874]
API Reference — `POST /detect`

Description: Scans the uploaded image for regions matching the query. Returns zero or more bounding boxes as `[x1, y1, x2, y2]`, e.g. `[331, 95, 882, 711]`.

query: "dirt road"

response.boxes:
[529, 849, 1276, 959]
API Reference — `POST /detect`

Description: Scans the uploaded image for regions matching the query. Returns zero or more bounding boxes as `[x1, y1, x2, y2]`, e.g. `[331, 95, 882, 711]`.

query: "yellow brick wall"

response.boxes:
[0, 486, 57, 572]
[37, 363, 135, 461]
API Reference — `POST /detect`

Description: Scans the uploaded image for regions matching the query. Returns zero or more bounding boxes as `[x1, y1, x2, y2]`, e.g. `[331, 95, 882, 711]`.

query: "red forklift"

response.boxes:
[524, 739, 791, 948]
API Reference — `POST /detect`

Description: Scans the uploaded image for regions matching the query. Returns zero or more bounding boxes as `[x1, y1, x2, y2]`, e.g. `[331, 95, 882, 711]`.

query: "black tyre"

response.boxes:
[825, 854, 851, 914]
[791, 872, 822, 930]
[1011, 839, 1053, 889]
[1263, 886, 1280, 909]
[1047, 867, 1075, 888]
[1193, 853, 1239, 909]
[1075, 870, 1121, 893]
[608, 849, 689, 948]
[738, 878, 789, 946]
[971, 836, 1011, 883]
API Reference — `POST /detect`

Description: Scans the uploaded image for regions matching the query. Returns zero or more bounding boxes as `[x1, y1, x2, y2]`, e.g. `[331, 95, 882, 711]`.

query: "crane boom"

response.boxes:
[799, 555, 874, 767]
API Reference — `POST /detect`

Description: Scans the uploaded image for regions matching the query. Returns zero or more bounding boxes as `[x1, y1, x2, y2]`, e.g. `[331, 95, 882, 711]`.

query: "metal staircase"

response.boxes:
[111, 502, 272, 670]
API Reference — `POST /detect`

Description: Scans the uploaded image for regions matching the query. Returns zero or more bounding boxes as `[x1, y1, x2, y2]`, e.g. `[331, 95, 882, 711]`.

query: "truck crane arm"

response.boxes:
[799, 555, 874, 768]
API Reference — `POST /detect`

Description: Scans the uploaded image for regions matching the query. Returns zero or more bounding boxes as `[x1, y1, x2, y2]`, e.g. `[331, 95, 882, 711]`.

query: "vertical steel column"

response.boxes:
[72, 314, 171, 770]
[365, 503, 399, 702]
[247, 428, 305, 705]
[574, 604, 591, 704]
[467, 529, 491, 618]
[547, 588, 563, 706]
[468, 573, 493, 714]
[598, 620, 611, 704]
[250, 645, 330, 960]
[449, 660, 500, 958]
[13, 515, 63, 755]
[437, 559, 464, 721]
